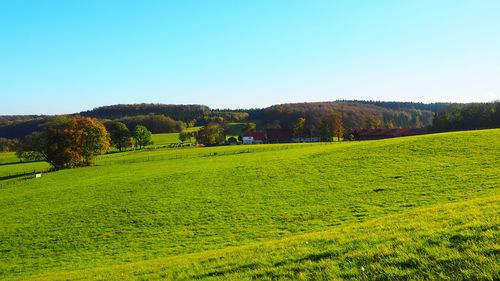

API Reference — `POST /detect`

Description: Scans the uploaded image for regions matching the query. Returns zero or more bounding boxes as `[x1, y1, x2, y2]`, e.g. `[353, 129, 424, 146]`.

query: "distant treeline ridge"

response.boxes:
[1, 100, 499, 141]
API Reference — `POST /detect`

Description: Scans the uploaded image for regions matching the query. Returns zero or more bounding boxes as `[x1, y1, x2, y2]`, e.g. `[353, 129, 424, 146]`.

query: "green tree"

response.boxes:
[15, 132, 46, 162]
[133, 125, 153, 149]
[319, 118, 332, 141]
[292, 117, 306, 138]
[365, 115, 383, 129]
[108, 122, 132, 152]
[0, 137, 16, 152]
[179, 131, 194, 143]
[176, 121, 187, 132]
[179, 131, 187, 143]
[243, 122, 257, 134]
[196, 123, 225, 146]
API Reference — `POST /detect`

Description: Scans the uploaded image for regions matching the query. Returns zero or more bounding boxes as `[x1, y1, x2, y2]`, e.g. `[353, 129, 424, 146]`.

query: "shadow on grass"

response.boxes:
[0, 172, 35, 181]
[0, 160, 44, 167]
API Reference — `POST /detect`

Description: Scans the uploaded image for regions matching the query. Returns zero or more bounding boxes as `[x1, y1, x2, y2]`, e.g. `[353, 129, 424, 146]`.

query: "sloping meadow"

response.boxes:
[0, 129, 499, 279]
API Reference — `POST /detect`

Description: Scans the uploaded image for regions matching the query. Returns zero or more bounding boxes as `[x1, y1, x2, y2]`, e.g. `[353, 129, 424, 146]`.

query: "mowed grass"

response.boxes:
[0, 129, 499, 280]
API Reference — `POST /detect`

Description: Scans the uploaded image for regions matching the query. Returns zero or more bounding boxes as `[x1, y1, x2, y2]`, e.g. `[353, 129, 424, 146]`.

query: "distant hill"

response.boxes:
[80, 103, 210, 122]
[260, 101, 436, 131]
[339, 100, 452, 112]
[0, 115, 47, 127]
[2, 100, 493, 139]
[0, 118, 47, 139]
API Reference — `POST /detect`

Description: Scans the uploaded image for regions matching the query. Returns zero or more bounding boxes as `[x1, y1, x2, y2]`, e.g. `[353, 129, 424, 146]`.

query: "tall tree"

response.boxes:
[67, 116, 110, 166]
[319, 119, 332, 141]
[331, 112, 344, 142]
[196, 123, 225, 146]
[16, 116, 110, 170]
[365, 115, 383, 129]
[107, 122, 132, 152]
[292, 117, 306, 138]
[133, 125, 153, 149]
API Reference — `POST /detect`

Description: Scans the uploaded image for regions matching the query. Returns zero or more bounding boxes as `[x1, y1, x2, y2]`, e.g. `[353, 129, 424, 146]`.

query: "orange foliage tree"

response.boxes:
[16, 116, 110, 170]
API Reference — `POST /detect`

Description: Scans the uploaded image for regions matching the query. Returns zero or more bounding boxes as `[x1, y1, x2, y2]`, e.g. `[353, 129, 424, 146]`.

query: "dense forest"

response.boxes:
[1, 100, 498, 143]
[260, 101, 435, 132]
[80, 103, 210, 122]
[0, 115, 46, 127]
[340, 100, 452, 113]
[0, 119, 47, 139]
[107, 114, 184, 134]
[432, 102, 500, 131]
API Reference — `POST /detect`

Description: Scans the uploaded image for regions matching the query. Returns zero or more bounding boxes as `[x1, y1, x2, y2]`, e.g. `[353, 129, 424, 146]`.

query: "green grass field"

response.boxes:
[151, 132, 183, 146]
[0, 129, 498, 280]
[151, 127, 201, 147]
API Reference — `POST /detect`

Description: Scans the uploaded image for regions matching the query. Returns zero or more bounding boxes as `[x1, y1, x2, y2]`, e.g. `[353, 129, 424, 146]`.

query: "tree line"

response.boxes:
[109, 114, 186, 134]
[432, 102, 500, 131]
[9, 102, 500, 170]
[2, 101, 499, 148]
[15, 116, 155, 170]
[339, 100, 451, 113]
[80, 103, 210, 122]
[0, 101, 443, 139]
[260, 102, 433, 134]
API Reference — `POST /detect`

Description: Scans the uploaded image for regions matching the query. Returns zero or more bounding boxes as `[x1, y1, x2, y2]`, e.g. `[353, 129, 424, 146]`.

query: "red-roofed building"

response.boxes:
[266, 128, 293, 143]
[242, 131, 266, 144]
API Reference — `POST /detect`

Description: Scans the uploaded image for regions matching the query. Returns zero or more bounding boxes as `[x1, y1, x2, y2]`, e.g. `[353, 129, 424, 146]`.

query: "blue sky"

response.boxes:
[1, 0, 499, 114]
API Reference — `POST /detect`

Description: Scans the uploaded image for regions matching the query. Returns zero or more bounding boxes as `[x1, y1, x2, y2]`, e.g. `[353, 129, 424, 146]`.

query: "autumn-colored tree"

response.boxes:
[331, 112, 344, 142]
[66, 116, 110, 166]
[320, 112, 344, 141]
[133, 125, 153, 149]
[16, 116, 110, 170]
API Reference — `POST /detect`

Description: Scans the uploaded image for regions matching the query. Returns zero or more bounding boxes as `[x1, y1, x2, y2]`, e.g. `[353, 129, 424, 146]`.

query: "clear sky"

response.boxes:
[1, 0, 499, 114]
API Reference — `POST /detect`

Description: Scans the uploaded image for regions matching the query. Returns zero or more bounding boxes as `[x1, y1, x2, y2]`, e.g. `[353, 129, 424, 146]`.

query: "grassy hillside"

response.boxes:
[0, 129, 499, 280]
[30, 195, 499, 280]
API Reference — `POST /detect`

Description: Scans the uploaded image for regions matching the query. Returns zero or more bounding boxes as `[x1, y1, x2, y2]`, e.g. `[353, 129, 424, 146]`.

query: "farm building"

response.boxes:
[266, 128, 293, 143]
[242, 132, 266, 144]
[354, 128, 429, 140]
[266, 128, 323, 143]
